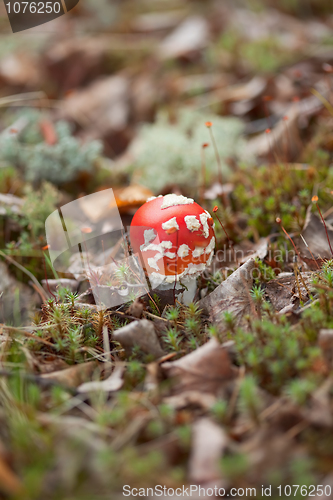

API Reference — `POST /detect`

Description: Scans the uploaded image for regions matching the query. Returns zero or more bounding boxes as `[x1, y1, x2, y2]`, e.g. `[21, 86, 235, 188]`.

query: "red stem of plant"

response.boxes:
[316, 202, 333, 258]
[276, 219, 302, 262]
[43, 254, 56, 299]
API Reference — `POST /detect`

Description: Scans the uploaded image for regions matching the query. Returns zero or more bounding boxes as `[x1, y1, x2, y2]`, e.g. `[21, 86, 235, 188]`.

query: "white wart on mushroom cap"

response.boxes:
[130, 194, 215, 284]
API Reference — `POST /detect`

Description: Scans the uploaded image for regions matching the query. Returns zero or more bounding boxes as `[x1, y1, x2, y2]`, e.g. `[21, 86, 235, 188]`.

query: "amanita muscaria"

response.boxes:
[130, 194, 215, 303]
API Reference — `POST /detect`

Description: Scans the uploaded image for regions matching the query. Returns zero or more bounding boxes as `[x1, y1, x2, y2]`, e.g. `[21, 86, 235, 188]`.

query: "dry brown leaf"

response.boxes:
[158, 16, 209, 60]
[0, 52, 41, 87]
[303, 376, 333, 428]
[199, 258, 256, 329]
[77, 365, 124, 394]
[114, 184, 154, 214]
[41, 361, 99, 388]
[265, 272, 312, 312]
[189, 418, 228, 487]
[298, 207, 333, 266]
[59, 75, 130, 140]
[164, 391, 217, 411]
[216, 75, 267, 103]
[132, 10, 185, 32]
[246, 92, 324, 160]
[318, 330, 333, 369]
[161, 338, 237, 395]
[113, 319, 165, 358]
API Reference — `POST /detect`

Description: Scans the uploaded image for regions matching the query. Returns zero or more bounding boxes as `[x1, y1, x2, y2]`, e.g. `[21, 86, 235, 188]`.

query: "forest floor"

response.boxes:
[0, 0, 333, 499]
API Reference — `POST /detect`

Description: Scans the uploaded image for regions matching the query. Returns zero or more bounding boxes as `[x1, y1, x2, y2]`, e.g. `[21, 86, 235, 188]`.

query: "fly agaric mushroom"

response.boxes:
[130, 194, 215, 304]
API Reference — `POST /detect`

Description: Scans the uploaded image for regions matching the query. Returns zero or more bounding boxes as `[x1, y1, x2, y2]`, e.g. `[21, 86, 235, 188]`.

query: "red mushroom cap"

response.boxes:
[130, 194, 215, 284]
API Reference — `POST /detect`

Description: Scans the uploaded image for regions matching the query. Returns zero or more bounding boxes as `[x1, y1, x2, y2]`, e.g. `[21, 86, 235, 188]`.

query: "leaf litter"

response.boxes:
[1, 0, 333, 497]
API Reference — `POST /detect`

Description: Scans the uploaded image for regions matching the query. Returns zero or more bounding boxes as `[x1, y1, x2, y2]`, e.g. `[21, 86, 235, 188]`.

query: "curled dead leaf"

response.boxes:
[199, 258, 256, 329]
[189, 417, 228, 487]
[161, 338, 237, 395]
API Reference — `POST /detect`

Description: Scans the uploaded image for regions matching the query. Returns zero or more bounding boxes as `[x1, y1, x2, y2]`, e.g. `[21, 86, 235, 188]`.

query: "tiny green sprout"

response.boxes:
[158, 403, 175, 422]
[146, 419, 165, 439]
[66, 291, 79, 308]
[149, 293, 161, 316]
[238, 375, 261, 424]
[285, 378, 317, 406]
[176, 425, 192, 449]
[185, 302, 202, 320]
[56, 286, 71, 303]
[115, 263, 130, 283]
[207, 324, 219, 339]
[250, 284, 265, 304]
[187, 334, 198, 351]
[54, 336, 69, 352]
[211, 399, 228, 422]
[165, 306, 180, 323]
[184, 317, 201, 336]
[164, 327, 182, 352]
[223, 311, 236, 331]
[86, 333, 99, 348]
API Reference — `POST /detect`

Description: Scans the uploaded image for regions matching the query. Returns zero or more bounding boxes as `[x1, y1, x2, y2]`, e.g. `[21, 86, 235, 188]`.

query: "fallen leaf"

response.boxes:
[298, 207, 333, 266]
[77, 365, 124, 393]
[0, 192, 24, 216]
[132, 10, 185, 32]
[265, 272, 312, 312]
[245, 90, 324, 160]
[199, 258, 256, 329]
[203, 182, 234, 201]
[41, 361, 99, 388]
[303, 376, 333, 428]
[161, 337, 237, 395]
[126, 297, 144, 318]
[0, 52, 41, 87]
[114, 184, 154, 214]
[164, 391, 217, 411]
[216, 75, 267, 103]
[158, 16, 209, 60]
[318, 330, 333, 369]
[59, 75, 130, 150]
[189, 417, 228, 487]
[113, 319, 165, 358]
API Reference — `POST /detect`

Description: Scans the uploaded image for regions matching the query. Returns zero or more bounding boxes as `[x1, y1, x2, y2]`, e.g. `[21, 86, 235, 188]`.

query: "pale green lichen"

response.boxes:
[0, 110, 103, 185]
[129, 109, 245, 193]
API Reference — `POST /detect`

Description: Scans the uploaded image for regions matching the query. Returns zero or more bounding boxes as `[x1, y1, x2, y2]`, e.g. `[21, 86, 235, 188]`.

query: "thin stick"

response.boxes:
[275, 218, 302, 262]
[213, 206, 237, 261]
[300, 234, 321, 269]
[312, 196, 333, 258]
